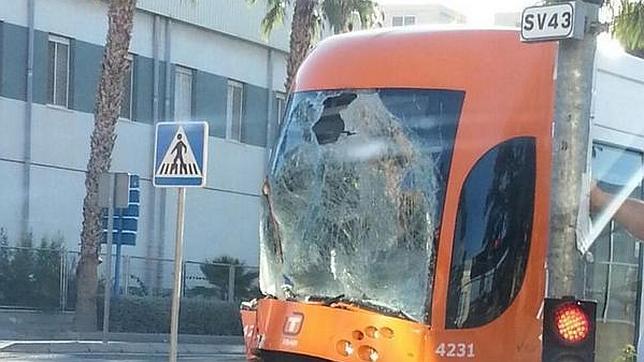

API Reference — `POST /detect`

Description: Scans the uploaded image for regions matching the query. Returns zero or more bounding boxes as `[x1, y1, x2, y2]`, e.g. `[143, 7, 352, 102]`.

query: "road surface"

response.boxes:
[0, 352, 245, 361]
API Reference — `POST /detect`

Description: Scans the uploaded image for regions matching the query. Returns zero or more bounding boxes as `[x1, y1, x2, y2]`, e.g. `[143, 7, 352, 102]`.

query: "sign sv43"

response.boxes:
[521, 2, 584, 42]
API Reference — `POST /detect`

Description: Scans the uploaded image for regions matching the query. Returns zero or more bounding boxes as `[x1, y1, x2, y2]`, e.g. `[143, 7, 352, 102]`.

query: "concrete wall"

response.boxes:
[137, 0, 291, 52]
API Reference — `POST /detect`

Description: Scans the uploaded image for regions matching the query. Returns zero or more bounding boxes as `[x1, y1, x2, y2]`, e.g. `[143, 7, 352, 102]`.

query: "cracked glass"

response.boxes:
[259, 89, 464, 322]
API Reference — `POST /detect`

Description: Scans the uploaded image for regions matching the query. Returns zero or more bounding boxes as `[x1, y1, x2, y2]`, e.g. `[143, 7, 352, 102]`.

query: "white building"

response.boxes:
[380, 2, 466, 27]
[494, 12, 521, 27]
[0, 0, 292, 282]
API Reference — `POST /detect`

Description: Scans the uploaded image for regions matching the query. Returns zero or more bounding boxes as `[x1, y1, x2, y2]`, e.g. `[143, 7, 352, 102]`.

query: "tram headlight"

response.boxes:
[358, 345, 379, 362]
[336, 340, 354, 357]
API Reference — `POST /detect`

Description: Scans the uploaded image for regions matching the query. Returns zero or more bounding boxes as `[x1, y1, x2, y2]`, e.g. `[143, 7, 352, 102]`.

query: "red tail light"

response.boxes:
[553, 303, 591, 344]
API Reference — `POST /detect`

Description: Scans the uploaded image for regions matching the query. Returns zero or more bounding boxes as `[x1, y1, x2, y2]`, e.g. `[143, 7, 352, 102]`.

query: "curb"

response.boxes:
[0, 331, 244, 345]
[0, 340, 245, 355]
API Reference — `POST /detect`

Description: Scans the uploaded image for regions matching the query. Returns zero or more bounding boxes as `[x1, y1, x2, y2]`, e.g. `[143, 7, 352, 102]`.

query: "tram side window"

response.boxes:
[446, 137, 536, 329]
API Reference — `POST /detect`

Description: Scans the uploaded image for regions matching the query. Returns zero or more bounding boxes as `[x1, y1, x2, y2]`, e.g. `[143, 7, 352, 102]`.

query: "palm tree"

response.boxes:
[611, 0, 644, 57]
[199, 256, 260, 301]
[74, 0, 137, 332]
[322, 0, 382, 34]
[252, 0, 380, 91]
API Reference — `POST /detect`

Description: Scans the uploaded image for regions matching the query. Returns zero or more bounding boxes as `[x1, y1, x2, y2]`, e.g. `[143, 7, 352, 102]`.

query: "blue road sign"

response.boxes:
[153, 122, 209, 187]
[101, 174, 139, 246]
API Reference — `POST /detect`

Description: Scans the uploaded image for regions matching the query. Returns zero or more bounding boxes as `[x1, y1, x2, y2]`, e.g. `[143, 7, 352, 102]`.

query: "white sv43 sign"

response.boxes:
[521, 2, 581, 42]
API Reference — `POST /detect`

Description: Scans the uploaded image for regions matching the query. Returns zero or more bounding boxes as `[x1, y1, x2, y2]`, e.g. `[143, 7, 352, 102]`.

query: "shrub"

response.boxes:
[0, 228, 10, 302]
[197, 255, 260, 301]
[97, 295, 242, 335]
[0, 231, 64, 310]
[613, 344, 637, 362]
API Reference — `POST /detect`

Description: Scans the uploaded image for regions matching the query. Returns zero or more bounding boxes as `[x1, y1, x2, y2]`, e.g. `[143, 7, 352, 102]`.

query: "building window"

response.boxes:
[276, 92, 286, 126]
[446, 137, 536, 329]
[174, 66, 193, 121]
[226, 80, 244, 142]
[47, 35, 70, 107]
[120, 54, 134, 120]
[392, 15, 416, 26]
[583, 143, 643, 355]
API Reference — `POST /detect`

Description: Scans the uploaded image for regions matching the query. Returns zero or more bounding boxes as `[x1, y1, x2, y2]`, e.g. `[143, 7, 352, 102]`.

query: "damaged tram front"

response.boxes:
[243, 28, 557, 361]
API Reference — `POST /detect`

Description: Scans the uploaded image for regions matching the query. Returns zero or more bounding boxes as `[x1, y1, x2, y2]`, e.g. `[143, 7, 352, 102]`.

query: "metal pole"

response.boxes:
[61, 249, 67, 311]
[114, 240, 122, 296]
[169, 188, 186, 362]
[228, 265, 236, 303]
[181, 261, 186, 297]
[157, 18, 173, 293]
[123, 255, 130, 296]
[264, 48, 274, 169]
[114, 210, 123, 296]
[21, 0, 34, 238]
[102, 174, 115, 344]
[547, 0, 601, 298]
[146, 14, 161, 294]
[59, 248, 66, 311]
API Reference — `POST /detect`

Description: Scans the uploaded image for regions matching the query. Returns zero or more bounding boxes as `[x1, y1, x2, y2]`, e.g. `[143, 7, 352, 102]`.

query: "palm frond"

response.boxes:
[254, 0, 290, 37]
[311, 6, 325, 41]
[612, 0, 644, 56]
[321, 0, 348, 34]
[352, 0, 381, 29]
[320, 0, 380, 33]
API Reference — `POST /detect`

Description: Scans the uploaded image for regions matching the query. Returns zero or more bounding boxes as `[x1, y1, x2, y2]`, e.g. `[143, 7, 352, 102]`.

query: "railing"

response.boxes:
[0, 245, 259, 311]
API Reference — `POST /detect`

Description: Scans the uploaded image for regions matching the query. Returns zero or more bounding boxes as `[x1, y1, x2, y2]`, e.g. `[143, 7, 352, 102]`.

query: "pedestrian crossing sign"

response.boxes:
[153, 122, 208, 188]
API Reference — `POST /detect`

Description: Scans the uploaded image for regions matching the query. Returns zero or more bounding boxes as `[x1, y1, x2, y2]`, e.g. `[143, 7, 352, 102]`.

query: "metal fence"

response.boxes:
[0, 245, 259, 311]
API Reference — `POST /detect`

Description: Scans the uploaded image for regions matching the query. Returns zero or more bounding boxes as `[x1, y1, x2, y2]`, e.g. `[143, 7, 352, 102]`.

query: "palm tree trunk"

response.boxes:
[74, 0, 137, 332]
[285, 0, 317, 92]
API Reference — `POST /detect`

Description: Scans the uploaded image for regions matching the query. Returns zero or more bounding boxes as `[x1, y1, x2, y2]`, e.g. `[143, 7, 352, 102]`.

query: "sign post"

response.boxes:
[101, 174, 139, 296]
[522, 0, 602, 297]
[170, 187, 186, 362]
[153, 122, 208, 362]
[99, 173, 115, 345]
[112, 175, 140, 295]
[98, 172, 130, 344]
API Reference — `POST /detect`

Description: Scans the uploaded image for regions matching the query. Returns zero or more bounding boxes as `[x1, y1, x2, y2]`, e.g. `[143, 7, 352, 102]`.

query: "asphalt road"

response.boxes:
[0, 352, 246, 362]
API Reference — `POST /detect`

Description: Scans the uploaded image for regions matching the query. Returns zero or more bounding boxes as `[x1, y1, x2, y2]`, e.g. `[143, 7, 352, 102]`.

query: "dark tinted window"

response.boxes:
[446, 137, 536, 329]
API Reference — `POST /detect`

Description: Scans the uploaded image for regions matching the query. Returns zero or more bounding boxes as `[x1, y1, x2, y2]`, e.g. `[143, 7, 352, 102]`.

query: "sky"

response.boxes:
[378, 0, 540, 25]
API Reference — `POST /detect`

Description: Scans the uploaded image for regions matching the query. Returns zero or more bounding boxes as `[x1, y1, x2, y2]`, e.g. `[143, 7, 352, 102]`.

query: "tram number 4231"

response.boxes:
[434, 343, 475, 358]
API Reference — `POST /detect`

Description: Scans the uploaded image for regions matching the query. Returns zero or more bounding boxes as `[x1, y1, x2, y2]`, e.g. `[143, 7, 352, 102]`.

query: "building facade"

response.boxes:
[380, 2, 466, 27]
[0, 0, 292, 276]
[494, 12, 521, 28]
[585, 45, 644, 360]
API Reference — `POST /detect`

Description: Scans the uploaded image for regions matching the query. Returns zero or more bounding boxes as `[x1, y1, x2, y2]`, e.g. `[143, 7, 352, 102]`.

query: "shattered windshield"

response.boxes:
[259, 89, 464, 322]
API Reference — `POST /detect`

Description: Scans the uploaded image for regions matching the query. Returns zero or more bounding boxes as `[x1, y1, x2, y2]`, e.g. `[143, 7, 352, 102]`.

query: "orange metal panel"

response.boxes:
[255, 299, 426, 361]
[241, 309, 259, 360]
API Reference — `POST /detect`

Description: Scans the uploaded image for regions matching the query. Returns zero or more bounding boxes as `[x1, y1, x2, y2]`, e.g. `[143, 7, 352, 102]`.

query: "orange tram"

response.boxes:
[242, 28, 593, 361]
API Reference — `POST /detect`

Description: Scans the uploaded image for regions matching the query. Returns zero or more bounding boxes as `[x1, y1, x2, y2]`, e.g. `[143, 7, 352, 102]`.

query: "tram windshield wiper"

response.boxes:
[305, 294, 346, 305]
[304, 295, 415, 322]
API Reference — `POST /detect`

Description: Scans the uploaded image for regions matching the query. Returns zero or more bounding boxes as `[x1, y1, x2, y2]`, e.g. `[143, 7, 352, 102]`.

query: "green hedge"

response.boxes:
[97, 296, 242, 335]
[0, 229, 65, 311]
